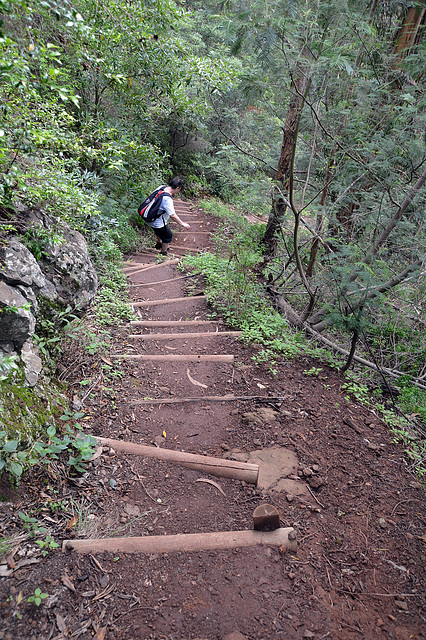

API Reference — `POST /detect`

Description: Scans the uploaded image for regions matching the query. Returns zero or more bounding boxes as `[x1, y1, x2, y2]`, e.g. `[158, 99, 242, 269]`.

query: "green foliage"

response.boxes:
[0, 406, 96, 482]
[397, 382, 426, 425]
[27, 588, 48, 607]
[341, 377, 370, 405]
[21, 227, 63, 261]
[18, 511, 47, 539]
[303, 367, 323, 377]
[35, 534, 59, 557]
[382, 409, 426, 479]
[0, 353, 19, 381]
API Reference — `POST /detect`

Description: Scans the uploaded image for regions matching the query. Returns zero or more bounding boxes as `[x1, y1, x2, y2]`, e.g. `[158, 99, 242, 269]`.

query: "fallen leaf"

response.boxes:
[89, 444, 103, 462]
[93, 627, 107, 640]
[162, 430, 167, 438]
[100, 356, 113, 366]
[6, 553, 15, 570]
[56, 613, 67, 633]
[187, 368, 208, 389]
[256, 382, 266, 389]
[16, 591, 23, 605]
[61, 574, 76, 592]
[66, 516, 78, 530]
[196, 478, 226, 497]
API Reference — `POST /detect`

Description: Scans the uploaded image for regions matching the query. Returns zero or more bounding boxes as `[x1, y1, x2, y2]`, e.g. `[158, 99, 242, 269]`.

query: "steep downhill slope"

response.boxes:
[0, 201, 425, 640]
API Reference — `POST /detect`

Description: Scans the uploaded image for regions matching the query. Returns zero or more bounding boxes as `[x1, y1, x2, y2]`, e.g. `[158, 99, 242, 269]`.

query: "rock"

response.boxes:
[395, 600, 408, 611]
[223, 632, 247, 640]
[378, 518, 387, 529]
[19, 208, 98, 310]
[303, 631, 315, 639]
[124, 503, 141, 517]
[0, 281, 36, 347]
[242, 407, 279, 427]
[247, 447, 300, 491]
[0, 215, 98, 385]
[307, 475, 325, 489]
[20, 340, 42, 387]
[0, 238, 46, 290]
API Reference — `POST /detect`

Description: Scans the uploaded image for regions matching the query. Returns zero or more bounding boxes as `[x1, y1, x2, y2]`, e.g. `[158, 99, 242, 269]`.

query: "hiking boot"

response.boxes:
[160, 242, 170, 256]
[155, 242, 162, 250]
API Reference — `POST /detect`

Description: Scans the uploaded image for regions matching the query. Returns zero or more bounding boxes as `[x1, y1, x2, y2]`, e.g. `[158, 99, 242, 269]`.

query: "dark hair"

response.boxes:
[168, 176, 183, 190]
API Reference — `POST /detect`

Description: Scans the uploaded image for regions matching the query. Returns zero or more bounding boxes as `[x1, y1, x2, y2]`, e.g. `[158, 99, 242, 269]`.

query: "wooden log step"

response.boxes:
[124, 259, 181, 277]
[131, 295, 205, 308]
[129, 394, 285, 406]
[127, 331, 242, 340]
[63, 528, 297, 555]
[130, 320, 219, 327]
[110, 354, 234, 363]
[123, 263, 153, 272]
[167, 245, 202, 253]
[92, 435, 258, 483]
[130, 273, 200, 288]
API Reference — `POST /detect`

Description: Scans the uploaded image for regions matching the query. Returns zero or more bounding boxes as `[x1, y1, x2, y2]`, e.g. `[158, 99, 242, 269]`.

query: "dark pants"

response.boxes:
[148, 224, 173, 243]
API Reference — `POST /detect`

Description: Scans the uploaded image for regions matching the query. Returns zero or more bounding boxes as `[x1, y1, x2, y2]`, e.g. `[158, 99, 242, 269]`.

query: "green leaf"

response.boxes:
[3, 440, 19, 452]
[9, 462, 23, 477]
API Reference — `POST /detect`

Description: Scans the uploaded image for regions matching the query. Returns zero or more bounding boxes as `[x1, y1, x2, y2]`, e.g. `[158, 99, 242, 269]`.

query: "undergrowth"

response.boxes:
[182, 199, 426, 479]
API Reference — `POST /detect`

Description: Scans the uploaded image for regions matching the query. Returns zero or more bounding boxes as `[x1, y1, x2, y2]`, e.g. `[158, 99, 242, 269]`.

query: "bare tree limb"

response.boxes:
[209, 94, 278, 174]
[267, 287, 426, 390]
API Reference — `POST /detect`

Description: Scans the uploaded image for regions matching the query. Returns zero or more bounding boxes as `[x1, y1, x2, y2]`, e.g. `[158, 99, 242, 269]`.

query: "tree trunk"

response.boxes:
[306, 151, 335, 278]
[262, 67, 311, 254]
[393, 6, 426, 66]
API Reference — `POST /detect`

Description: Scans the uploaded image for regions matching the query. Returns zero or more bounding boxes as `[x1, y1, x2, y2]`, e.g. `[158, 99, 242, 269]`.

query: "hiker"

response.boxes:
[142, 177, 190, 255]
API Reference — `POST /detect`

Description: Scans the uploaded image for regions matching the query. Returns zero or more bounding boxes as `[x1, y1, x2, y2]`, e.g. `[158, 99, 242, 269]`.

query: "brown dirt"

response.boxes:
[0, 201, 425, 640]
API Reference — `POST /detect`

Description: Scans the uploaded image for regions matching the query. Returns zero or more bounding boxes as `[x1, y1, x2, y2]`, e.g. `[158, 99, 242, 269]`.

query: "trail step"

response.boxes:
[63, 528, 296, 555]
[130, 319, 219, 327]
[130, 273, 200, 288]
[123, 263, 152, 272]
[129, 394, 285, 405]
[127, 331, 242, 340]
[166, 245, 202, 253]
[130, 295, 205, 308]
[92, 435, 259, 482]
[124, 259, 181, 276]
[110, 354, 234, 363]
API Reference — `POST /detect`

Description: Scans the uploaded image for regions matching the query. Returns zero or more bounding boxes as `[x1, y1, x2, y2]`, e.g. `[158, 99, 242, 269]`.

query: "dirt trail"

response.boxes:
[0, 201, 425, 640]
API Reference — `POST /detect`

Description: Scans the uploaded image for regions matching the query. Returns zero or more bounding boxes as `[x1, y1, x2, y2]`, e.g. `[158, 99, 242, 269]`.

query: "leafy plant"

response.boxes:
[27, 588, 48, 607]
[0, 434, 34, 479]
[35, 534, 59, 557]
[0, 353, 18, 380]
[17, 512, 47, 539]
[303, 367, 323, 377]
[341, 377, 370, 405]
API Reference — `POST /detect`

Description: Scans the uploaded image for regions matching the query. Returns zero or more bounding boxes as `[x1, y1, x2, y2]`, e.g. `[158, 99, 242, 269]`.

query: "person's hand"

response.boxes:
[182, 222, 190, 229]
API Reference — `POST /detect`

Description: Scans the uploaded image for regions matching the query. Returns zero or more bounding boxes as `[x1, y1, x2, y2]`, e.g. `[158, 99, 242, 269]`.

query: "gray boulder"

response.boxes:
[0, 281, 36, 348]
[0, 208, 98, 385]
[40, 225, 98, 311]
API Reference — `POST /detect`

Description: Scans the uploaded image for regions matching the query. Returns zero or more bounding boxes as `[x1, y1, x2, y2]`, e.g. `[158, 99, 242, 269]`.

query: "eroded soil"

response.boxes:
[0, 201, 425, 640]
